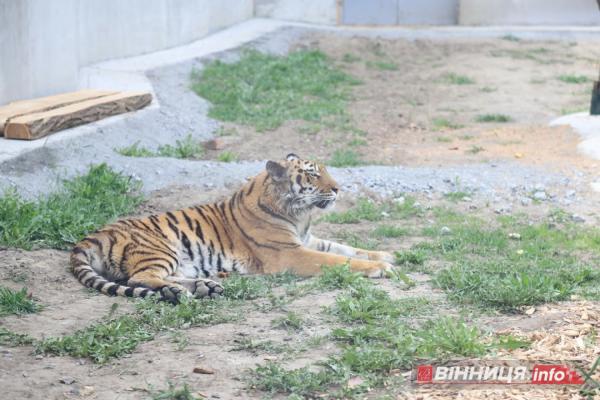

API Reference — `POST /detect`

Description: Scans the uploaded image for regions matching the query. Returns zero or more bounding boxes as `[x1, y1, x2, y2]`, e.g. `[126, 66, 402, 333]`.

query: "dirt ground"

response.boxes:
[2, 34, 600, 400]
[208, 34, 599, 177]
[1, 186, 599, 400]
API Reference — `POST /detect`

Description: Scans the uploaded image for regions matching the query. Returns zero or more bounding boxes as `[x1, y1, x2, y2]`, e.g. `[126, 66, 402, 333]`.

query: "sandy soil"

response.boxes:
[1, 186, 598, 400]
[209, 34, 600, 176]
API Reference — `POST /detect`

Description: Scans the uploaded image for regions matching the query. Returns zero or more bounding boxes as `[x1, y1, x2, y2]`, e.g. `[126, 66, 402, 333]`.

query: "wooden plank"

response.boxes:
[4, 92, 152, 140]
[0, 90, 118, 135]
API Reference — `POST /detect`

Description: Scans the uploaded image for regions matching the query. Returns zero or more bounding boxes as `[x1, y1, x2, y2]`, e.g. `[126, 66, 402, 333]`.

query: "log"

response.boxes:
[0, 90, 117, 135]
[4, 92, 152, 140]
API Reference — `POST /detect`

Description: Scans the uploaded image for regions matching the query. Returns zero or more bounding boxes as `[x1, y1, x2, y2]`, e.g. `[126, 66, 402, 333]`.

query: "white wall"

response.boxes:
[0, 0, 253, 105]
[255, 0, 338, 25]
[460, 0, 600, 25]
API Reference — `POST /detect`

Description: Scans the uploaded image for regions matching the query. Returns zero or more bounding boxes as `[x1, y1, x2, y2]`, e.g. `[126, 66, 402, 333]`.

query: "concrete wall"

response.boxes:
[460, 0, 600, 25]
[255, 0, 338, 25]
[343, 0, 458, 25]
[0, 0, 253, 105]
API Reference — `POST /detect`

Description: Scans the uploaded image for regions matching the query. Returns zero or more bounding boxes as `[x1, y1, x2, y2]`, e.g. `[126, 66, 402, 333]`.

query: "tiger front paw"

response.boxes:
[367, 251, 395, 264]
[367, 261, 394, 278]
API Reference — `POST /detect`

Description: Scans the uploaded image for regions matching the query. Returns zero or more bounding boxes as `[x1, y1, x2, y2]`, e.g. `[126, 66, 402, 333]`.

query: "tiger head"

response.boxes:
[266, 153, 339, 214]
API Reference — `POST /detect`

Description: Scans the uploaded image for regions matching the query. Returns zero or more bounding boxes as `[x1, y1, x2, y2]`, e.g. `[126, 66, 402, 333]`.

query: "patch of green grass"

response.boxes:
[252, 362, 340, 397]
[466, 145, 485, 154]
[318, 264, 365, 290]
[394, 249, 427, 267]
[322, 198, 382, 224]
[432, 118, 463, 130]
[373, 225, 408, 238]
[0, 327, 35, 346]
[501, 34, 521, 42]
[0, 163, 143, 250]
[115, 142, 155, 157]
[420, 211, 600, 311]
[0, 287, 41, 316]
[366, 60, 398, 71]
[459, 134, 474, 141]
[231, 338, 291, 354]
[436, 136, 452, 143]
[192, 50, 360, 131]
[560, 105, 588, 115]
[348, 138, 368, 147]
[272, 311, 304, 331]
[151, 382, 201, 400]
[116, 135, 204, 160]
[442, 73, 475, 85]
[342, 53, 361, 63]
[444, 191, 471, 202]
[328, 149, 363, 167]
[216, 151, 237, 162]
[37, 297, 242, 363]
[157, 135, 204, 159]
[475, 114, 512, 123]
[557, 75, 590, 84]
[416, 317, 487, 359]
[322, 197, 419, 224]
[480, 86, 497, 93]
[336, 231, 379, 250]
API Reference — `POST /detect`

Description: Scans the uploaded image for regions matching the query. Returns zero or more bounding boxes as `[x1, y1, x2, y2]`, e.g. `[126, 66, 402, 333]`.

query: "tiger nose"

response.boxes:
[331, 187, 338, 194]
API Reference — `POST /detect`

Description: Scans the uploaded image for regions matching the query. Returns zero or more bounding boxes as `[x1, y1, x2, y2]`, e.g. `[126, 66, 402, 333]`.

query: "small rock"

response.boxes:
[462, 196, 472, 202]
[202, 138, 225, 151]
[563, 329, 579, 337]
[347, 376, 365, 389]
[571, 214, 585, 223]
[524, 307, 536, 315]
[59, 377, 76, 385]
[565, 190, 576, 198]
[393, 196, 405, 205]
[533, 191, 547, 201]
[520, 197, 532, 206]
[508, 233, 521, 240]
[440, 226, 452, 235]
[534, 183, 546, 191]
[494, 206, 511, 214]
[381, 211, 390, 218]
[80, 386, 95, 397]
[193, 367, 215, 375]
[468, 204, 478, 210]
[516, 249, 524, 255]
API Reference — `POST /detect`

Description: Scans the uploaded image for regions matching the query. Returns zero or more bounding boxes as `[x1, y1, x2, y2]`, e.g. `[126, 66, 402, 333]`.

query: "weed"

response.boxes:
[348, 138, 368, 147]
[231, 338, 291, 354]
[373, 225, 408, 238]
[216, 151, 237, 162]
[0, 164, 143, 250]
[116, 142, 155, 157]
[252, 362, 340, 397]
[272, 311, 304, 331]
[192, 50, 359, 131]
[151, 382, 201, 400]
[366, 61, 398, 71]
[336, 231, 379, 250]
[557, 75, 590, 84]
[432, 118, 463, 130]
[501, 34, 521, 42]
[322, 198, 382, 224]
[442, 73, 475, 85]
[444, 191, 471, 202]
[475, 114, 512, 123]
[37, 297, 243, 363]
[459, 134, 474, 141]
[117, 135, 204, 160]
[342, 53, 361, 63]
[328, 149, 363, 167]
[0, 327, 35, 346]
[0, 287, 40, 316]
[416, 317, 487, 359]
[466, 145, 485, 154]
[436, 136, 452, 143]
[394, 249, 427, 267]
[318, 264, 365, 290]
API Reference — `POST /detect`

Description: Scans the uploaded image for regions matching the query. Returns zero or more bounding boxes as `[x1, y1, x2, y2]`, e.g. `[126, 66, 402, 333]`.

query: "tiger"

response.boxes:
[71, 153, 395, 302]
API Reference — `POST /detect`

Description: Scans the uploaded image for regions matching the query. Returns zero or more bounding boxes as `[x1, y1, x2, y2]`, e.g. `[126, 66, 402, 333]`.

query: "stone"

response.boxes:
[440, 226, 452, 235]
[533, 191, 547, 200]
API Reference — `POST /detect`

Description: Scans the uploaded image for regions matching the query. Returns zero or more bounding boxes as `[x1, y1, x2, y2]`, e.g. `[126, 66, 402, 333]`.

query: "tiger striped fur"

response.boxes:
[71, 154, 395, 302]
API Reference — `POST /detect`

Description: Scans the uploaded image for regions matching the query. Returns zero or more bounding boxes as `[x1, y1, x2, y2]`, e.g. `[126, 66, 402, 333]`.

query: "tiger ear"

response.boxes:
[286, 153, 299, 161]
[266, 161, 288, 182]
